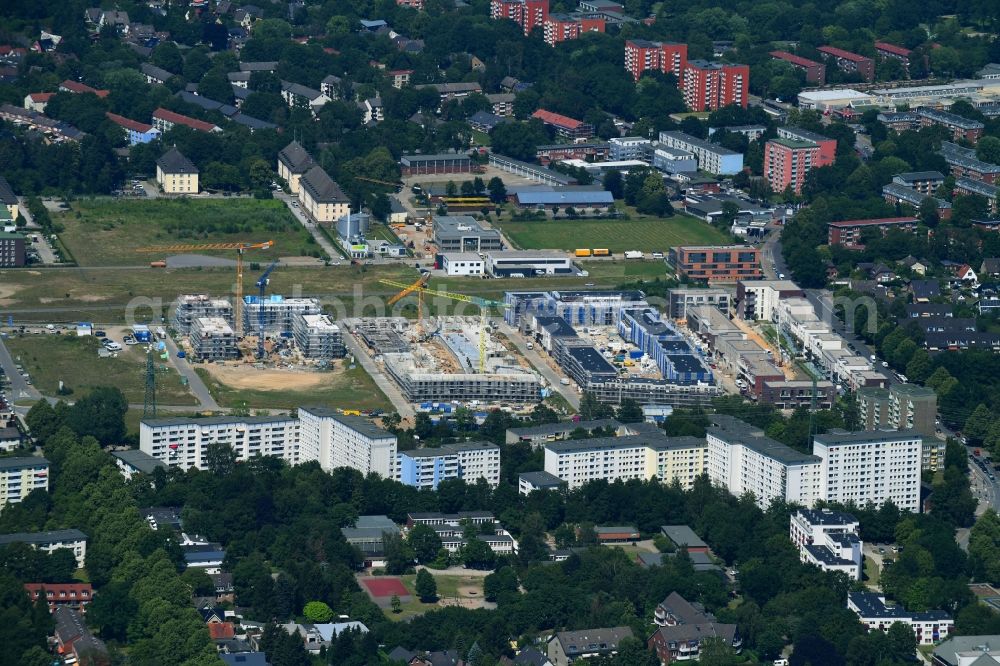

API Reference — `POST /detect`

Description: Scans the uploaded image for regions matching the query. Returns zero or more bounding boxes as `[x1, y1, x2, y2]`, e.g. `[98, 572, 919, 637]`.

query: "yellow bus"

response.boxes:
[575, 249, 592, 257]
[593, 248, 610, 256]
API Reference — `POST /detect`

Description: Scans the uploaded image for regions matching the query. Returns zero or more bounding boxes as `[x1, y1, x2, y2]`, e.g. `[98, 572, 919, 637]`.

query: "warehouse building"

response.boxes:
[293, 313, 345, 359]
[485, 250, 574, 277]
[189, 317, 238, 361]
[400, 152, 472, 176]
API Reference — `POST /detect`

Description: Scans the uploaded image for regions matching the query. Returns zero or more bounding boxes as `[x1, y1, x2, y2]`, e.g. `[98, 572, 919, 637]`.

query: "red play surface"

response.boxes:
[361, 577, 408, 597]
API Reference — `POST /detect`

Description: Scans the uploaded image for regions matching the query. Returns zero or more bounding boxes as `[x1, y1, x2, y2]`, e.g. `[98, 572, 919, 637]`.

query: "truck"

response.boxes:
[624, 250, 643, 259]
[132, 325, 151, 343]
[149, 261, 167, 268]
[575, 249, 592, 257]
[155, 327, 166, 340]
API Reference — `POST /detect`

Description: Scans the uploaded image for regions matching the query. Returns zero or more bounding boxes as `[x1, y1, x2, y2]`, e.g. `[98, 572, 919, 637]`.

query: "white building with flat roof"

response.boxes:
[790, 508, 862, 580]
[0, 529, 87, 568]
[397, 441, 500, 489]
[140, 416, 301, 470]
[441, 252, 485, 276]
[298, 407, 397, 478]
[0, 456, 49, 509]
[813, 430, 922, 513]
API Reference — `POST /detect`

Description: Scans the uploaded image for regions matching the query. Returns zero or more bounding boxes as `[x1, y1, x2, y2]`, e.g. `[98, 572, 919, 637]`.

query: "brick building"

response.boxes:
[624, 39, 687, 81]
[770, 50, 826, 84]
[827, 217, 919, 249]
[531, 108, 594, 140]
[681, 60, 748, 111]
[668, 245, 762, 282]
[874, 41, 914, 71]
[764, 136, 835, 194]
[543, 14, 604, 46]
[490, 0, 548, 36]
[817, 45, 875, 81]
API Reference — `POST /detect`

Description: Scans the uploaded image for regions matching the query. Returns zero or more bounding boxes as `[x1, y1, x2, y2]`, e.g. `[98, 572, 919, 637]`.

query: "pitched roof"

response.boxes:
[552, 627, 633, 657]
[770, 50, 822, 68]
[140, 62, 175, 82]
[817, 45, 869, 62]
[532, 108, 584, 130]
[0, 175, 17, 204]
[278, 141, 316, 173]
[53, 606, 87, 644]
[152, 107, 218, 133]
[874, 41, 911, 57]
[298, 167, 347, 204]
[156, 147, 199, 175]
[59, 80, 110, 97]
[105, 111, 155, 133]
[208, 622, 236, 640]
[27, 92, 55, 103]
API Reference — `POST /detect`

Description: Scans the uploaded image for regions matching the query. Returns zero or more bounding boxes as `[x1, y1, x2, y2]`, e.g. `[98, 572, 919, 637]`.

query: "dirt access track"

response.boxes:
[201, 364, 330, 390]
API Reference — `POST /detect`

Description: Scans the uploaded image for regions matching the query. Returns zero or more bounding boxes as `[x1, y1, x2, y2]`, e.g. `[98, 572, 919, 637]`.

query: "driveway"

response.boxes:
[161, 335, 220, 411]
[496, 321, 580, 410]
[341, 328, 415, 421]
[0, 336, 42, 403]
[274, 191, 339, 261]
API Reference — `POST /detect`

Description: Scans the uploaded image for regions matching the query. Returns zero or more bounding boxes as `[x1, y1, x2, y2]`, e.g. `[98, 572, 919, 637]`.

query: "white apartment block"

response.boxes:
[848, 591, 953, 645]
[298, 407, 397, 478]
[812, 430, 922, 513]
[706, 416, 822, 508]
[790, 508, 862, 580]
[140, 416, 301, 470]
[0, 529, 87, 568]
[397, 441, 501, 489]
[0, 456, 49, 509]
[543, 434, 706, 489]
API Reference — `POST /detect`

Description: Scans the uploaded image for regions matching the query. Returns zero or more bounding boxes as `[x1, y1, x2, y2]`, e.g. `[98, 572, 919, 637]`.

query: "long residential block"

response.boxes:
[0, 529, 87, 568]
[0, 456, 49, 510]
[397, 441, 500, 489]
[658, 131, 743, 175]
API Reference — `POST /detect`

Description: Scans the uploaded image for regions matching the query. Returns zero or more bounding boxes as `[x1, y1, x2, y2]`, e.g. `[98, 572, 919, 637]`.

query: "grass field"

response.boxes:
[499, 214, 728, 253]
[194, 364, 392, 411]
[386, 574, 486, 622]
[56, 199, 321, 266]
[4, 334, 197, 405]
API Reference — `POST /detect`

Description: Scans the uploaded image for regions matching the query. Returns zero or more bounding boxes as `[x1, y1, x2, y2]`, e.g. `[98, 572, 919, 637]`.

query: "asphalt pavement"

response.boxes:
[0, 336, 41, 403]
[341, 328, 415, 421]
[497, 321, 581, 410]
[161, 335, 220, 411]
[273, 191, 341, 262]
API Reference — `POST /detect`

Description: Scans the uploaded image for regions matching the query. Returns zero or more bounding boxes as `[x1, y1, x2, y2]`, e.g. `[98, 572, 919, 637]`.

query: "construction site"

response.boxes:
[348, 316, 541, 404]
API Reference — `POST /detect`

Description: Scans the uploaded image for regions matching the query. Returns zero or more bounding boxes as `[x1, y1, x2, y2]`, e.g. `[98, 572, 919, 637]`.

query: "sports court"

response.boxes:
[358, 576, 411, 607]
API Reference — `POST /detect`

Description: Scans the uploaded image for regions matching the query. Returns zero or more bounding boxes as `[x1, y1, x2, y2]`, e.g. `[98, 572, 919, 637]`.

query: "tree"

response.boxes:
[384, 532, 414, 574]
[302, 601, 334, 623]
[87, 581, 136, 642]
[886, 621, 916, 662]
[205, 441, 238, 476]
[408, 523, 443, 563]
[616, 398, 643, 423]
[150, 42, 184, 75]
[462, 538, 496, 569]
[25, 400, 60, 444]
[919, 197, 940, 228]
[198, 68, 234, 103]
[580, 392, 615, 420]
[64, 387, 126, 444]
[390, 594, 402, 613]
[488, 177, 507, 204]
[603, 170, 624, 199]
[415, 569, 437, 602]
[965, 404, 993, 444]
[977, 136, 1000, 164]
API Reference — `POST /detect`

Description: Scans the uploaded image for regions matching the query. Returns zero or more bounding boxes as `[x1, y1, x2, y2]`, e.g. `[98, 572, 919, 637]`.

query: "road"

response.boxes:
[273, 191, 341, 262]
[497, 321, 581, 410]
[341, 328, 415, 420]
[161, 335, 220, 411]
[0, 336, 42, 403]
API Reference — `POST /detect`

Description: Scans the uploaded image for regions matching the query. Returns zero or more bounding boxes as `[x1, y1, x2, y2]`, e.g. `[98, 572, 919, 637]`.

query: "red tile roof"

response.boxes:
[28, 92, 55, 102]
[24, 582, 94, 602]
[817, 45, 870, 62]
[531, 108, 583, 130]
[152, 107, 218, 133]
[208, 622, 235, 640]
[59, 80, 110, 98]
[828, 217, 918, 227]
[105, 111, 154, 133]
[874, 41, 911, 57]
[770, 50, 822, 68]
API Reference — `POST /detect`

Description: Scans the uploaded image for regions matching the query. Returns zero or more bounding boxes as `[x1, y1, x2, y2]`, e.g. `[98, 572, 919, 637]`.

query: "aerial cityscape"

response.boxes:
[2, 0, 1000, 665]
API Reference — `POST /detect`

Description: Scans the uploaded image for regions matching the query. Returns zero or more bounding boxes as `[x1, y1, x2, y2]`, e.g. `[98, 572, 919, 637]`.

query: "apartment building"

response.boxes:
[789, 508, 862, 580]
[397, 441, 501, 489]
[658, 131, 743, 175]
[918, 108, 984, 143]
[940, 142, 1000, 184]
[276, 140, 316, 194]
[666, 287, 732, 319]
[105, 111, 160, 145]
[955, 177, 999, 213]
[140, 415, 301, 470]
[172, 294, 233, 334]
[874, 41, 914, 71]
[827, 217, 919, 249]
[817, 45, 875, 81]
[0, 456, 49, 509]
[292, 313, 345, 359]
[543, 434, 706, 489]
[706, 416, 822, 508]
[298, 407, 397, 478]
[0, 232, 25, 268]
[490, 0, 549, 36]
[734, 279, 804, 321]
[681, 60, 749, 111]
[0, 529, 87, 568]
[548, 627, 633, 666]
[156, 147, 199, 194]
[189, 316, 238, 361]
[849, 590, 952, 645]
[625, 40, 687, 81]
[243, 295, 322, 335]
[24, 582, 93, 612]
[812, 430, 922, 513]
[645, 435, 707, 490]
[649, 592, 740, 663]
[518, 470, 566, 494]
[893, 171, 945, 195]
[882, 183, 952, 219]
[543, 14, 605, 46]
[858, 384, 936, 435]
[0, 175, 19, 219]
[764, 136, 832, 194]
[111, 449, 167, 480]
[298, 166, 350, 224]
[531, 109, 594, 141]
[770, 51, 826, 84]
[668, 245, 762, 282]
[152, 107, 219, 133]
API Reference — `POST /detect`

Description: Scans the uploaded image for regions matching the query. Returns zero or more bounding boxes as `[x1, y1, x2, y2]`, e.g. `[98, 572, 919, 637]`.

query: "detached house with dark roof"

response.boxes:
[277, 141, 316, 194]
[648, 592, 740, 663]
[547, 627, 633, 665]
[298, 166, 349, 224]
[156, 147, 199, 194]
[281, 81, 331, 115]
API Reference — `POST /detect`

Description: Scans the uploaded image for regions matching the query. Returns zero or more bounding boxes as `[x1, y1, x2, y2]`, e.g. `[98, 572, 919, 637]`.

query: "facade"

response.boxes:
[24, 583, 93, 611]
[189, 316, 238, 361]
[918, 108, 984, 143]
[490, 0, 550, 36]
[298, 166, 350, 224]
[156, 147, 199, 194]
[849, 590, 953, 646]
[666, 287, 732, 319]
[0, 456, 49, 509]
[0, 232, 26, 267]
[625, 40, 687, 81]
[518, 470, 566, 494]
[172, 294, 232, 334]
[0, 529, 87, 568]
[706, 416, 822, 508]
[812, 430, 922, 513]
[277, 141, 316, 194]
[105, 111, 159, 145]
[764, 137, 834, 194]
[735, 279, 804, 321]
[770, 50, 825, 84]
[397, 441, 500, 489]
[874, 42, 914, 70]
[827, 217, 919, 249]
[543, 434, 707, 489]
[668, 245, 762, 282]
[548, 627, 633, 666]
[789, 509, 862, 580]
[940, 142, 1000, 185]
[400, 153, 472, 176]
[0, 175, 18, 220]
[955, 177, 999, 213]
[292, 313, 345, 359]
[298, 407, 397, 478]
[658, 131, 743, 175]
[858, 384, 936, 436]
[543, 14, 605, 47]
[433, 215, 503, 252]
[649, 592, 740, 663]
[140, 415, 301, 470]
[531, 109, 594, 141]
[893, 171, 945, 194]
[817, 45, 875, 81]
[111, 449, 167, 479]
[883, 183, 952, 218]
[441, 252, 486, 276]
[486, 250, 573, 277]
[681, 60, 749, 111]
[152, 107, 219, 133]
[609, 136, 652, 161]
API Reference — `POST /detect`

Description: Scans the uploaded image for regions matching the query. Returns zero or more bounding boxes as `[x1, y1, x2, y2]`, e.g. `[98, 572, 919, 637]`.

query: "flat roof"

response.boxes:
[0, 529, 87, 544]
[519, 470, 565, 487]
[545, 434, 660, 454]
[813, 429, 923, 445]
[0, 455, 48, 469]
[111, 450, 167, 473]
[708, 424, 820, 465]
[660, 525, 708, 548]
[796, 508, 858, 525]
[300, 407, 395, 439]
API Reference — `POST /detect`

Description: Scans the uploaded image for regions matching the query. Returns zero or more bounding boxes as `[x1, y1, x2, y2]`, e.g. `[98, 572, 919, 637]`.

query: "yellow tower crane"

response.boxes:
[379, 279, 510, 373]
[386, 273, 430, 337]
[136, 240, 274, 337]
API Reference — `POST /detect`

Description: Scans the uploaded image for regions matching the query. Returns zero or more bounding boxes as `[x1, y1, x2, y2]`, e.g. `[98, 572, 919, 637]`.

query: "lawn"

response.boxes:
[384, 574, 486, 622]
[498, 214, 728, 253]
[56, 199, 322, 266]
[4, 334, 198, 405]
[194, 364, 392, 411]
